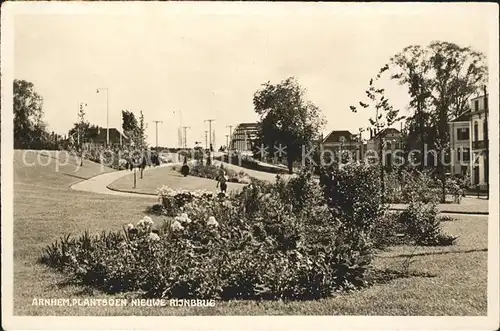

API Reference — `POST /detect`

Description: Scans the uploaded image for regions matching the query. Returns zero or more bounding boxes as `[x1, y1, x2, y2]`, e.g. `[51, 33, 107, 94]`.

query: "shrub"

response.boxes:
[398, 202, 457, 246]
[320, 164, 386, 233]
[370, 212, 409, 249]
[445, 176, 469, 203]
[401, 170, 441, 204]
[157, 185, 213, 216]
[439, 215, 457, 222]
[43, 171, 374, 301]
[186, 162, 253, 184]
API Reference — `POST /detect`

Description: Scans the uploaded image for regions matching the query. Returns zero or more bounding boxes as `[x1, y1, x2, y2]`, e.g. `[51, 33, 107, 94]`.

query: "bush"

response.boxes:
[445, 175, 469, 203]
[398, 202, 457, 246]
[370, 212, 409, 249]
[186, 163, 253, 184]
[402, 170, 441, 203]
[42, 171, 374, 301]
[319, 164, 386, 233]
[383, 169, 441, 204]
[157, 186, 213, 216]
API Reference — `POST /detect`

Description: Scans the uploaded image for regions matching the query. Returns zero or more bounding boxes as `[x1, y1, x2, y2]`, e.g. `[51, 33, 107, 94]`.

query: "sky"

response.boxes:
[13, 3, 493, 148]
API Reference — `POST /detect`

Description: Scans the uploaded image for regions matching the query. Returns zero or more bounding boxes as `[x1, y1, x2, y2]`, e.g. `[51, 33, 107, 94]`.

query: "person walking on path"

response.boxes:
[216, 168, 228, 194]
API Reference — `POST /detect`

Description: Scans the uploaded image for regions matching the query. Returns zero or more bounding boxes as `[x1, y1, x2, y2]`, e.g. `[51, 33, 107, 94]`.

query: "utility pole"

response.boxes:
[152, 120, 163, 151]
[225, 134, 229, 150]
[182, 126, 190, 148]
[205, 119, 215, 151]
[204, 130, 208, 150]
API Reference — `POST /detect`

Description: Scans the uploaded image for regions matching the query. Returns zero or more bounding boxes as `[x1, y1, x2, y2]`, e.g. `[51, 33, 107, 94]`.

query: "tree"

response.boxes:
[253, 77, 326, 173]
[138, 110, 147, 148]
[14, 79, 45, 149]
[76, 103, 88, 165]
[351, 72, 404, 202]
[387, 41, 487, 201]
[122, 110, 139, 146]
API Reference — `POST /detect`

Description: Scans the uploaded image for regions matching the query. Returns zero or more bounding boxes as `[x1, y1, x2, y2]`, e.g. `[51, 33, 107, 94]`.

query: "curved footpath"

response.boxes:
[71, 161, 488, 216]
[71, 163, 174, 198]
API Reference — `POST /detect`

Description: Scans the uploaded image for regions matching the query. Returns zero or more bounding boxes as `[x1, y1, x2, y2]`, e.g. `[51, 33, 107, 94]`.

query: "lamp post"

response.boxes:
[96, 88, 109, 146]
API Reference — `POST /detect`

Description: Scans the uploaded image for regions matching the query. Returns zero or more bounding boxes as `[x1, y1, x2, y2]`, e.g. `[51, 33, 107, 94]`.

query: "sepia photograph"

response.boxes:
[1, 2, 499, 330]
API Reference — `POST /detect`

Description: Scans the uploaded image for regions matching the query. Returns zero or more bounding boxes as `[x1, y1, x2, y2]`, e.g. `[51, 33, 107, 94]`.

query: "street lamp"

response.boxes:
[96, 88, 109, 146]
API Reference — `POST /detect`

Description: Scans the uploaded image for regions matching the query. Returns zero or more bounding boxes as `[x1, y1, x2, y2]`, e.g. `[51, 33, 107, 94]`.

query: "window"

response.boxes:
[474, 100, 479, 111]
[474, 122, 479, 141]
[456, 128, 469, 140]
[483, 121, 488, 141]
[461, 165, 468, 176]
[457, 147, 470, 162]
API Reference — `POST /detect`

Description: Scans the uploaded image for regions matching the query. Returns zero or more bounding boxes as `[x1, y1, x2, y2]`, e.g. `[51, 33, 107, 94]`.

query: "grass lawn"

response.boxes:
[12, 150, 488, 315]
[107, 165, 245, 196]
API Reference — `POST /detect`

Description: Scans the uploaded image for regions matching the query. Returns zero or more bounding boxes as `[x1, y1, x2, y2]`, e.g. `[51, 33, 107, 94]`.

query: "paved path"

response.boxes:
[212, 160, 294, 183]
[70, 159, 489, 215]
[70, 163, 175, 198]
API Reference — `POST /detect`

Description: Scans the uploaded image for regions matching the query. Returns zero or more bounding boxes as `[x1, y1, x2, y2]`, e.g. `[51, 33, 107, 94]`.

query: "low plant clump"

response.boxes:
[157, 185, 214, 216]
[187, 163, 252, 184]
[397, 201, 458, 246]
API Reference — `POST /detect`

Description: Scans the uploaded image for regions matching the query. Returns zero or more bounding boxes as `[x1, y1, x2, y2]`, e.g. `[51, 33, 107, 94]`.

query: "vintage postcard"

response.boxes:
[1, 1, 499, 330]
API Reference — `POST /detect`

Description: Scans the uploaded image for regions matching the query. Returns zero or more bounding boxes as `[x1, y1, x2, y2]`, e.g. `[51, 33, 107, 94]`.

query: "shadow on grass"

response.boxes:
[64, 173, 89, 181]
[369, 268, 437, 285]
[145, 204, 164, 216]
[380, 248, 487, 259]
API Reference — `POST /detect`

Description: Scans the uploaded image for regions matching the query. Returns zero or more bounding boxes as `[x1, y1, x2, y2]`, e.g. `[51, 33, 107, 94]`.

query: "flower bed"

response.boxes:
[185, 163, 253, 184]
[41, 169, 379, 301]
[41, 166, 457, 301]
[157, 185, 214, 216]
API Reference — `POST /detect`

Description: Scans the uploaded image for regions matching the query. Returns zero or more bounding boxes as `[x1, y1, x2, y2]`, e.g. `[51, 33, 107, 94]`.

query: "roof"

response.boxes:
[450, 111, 471, 123]
[235, 122, 259, 130]
[87, 127, 130, 142]
[322, 130, 355, 144]
[470, 93, 488, 102]
[373, 128, 401, 139]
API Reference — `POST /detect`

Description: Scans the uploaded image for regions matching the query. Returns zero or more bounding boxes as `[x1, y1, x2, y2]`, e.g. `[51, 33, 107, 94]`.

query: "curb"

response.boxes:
[388, 208, 488, 216]
[105, 185, 158, 197]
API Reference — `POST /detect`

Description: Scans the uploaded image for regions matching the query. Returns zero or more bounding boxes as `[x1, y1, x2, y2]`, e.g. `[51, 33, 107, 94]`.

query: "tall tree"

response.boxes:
[138, 110, 147, 148]
[390, 42, 487, 201]
[351, 72, 405, 201]
[253, 77, 326, 173]
[14, 79, 45, 148]
[122, 110, 139, 146]
[76, 103, 88, 165]
[355, 41, 487, 202]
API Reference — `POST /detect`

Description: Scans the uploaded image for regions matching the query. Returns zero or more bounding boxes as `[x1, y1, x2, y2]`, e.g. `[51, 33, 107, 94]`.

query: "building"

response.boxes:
[366, 128, 404, 167]
[448, 93, 489, 189]
[84, 127, 130, 147]
[321, 130, 363, 164]
[449, 112, 471, 177]
[229, 122, 259, 152]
